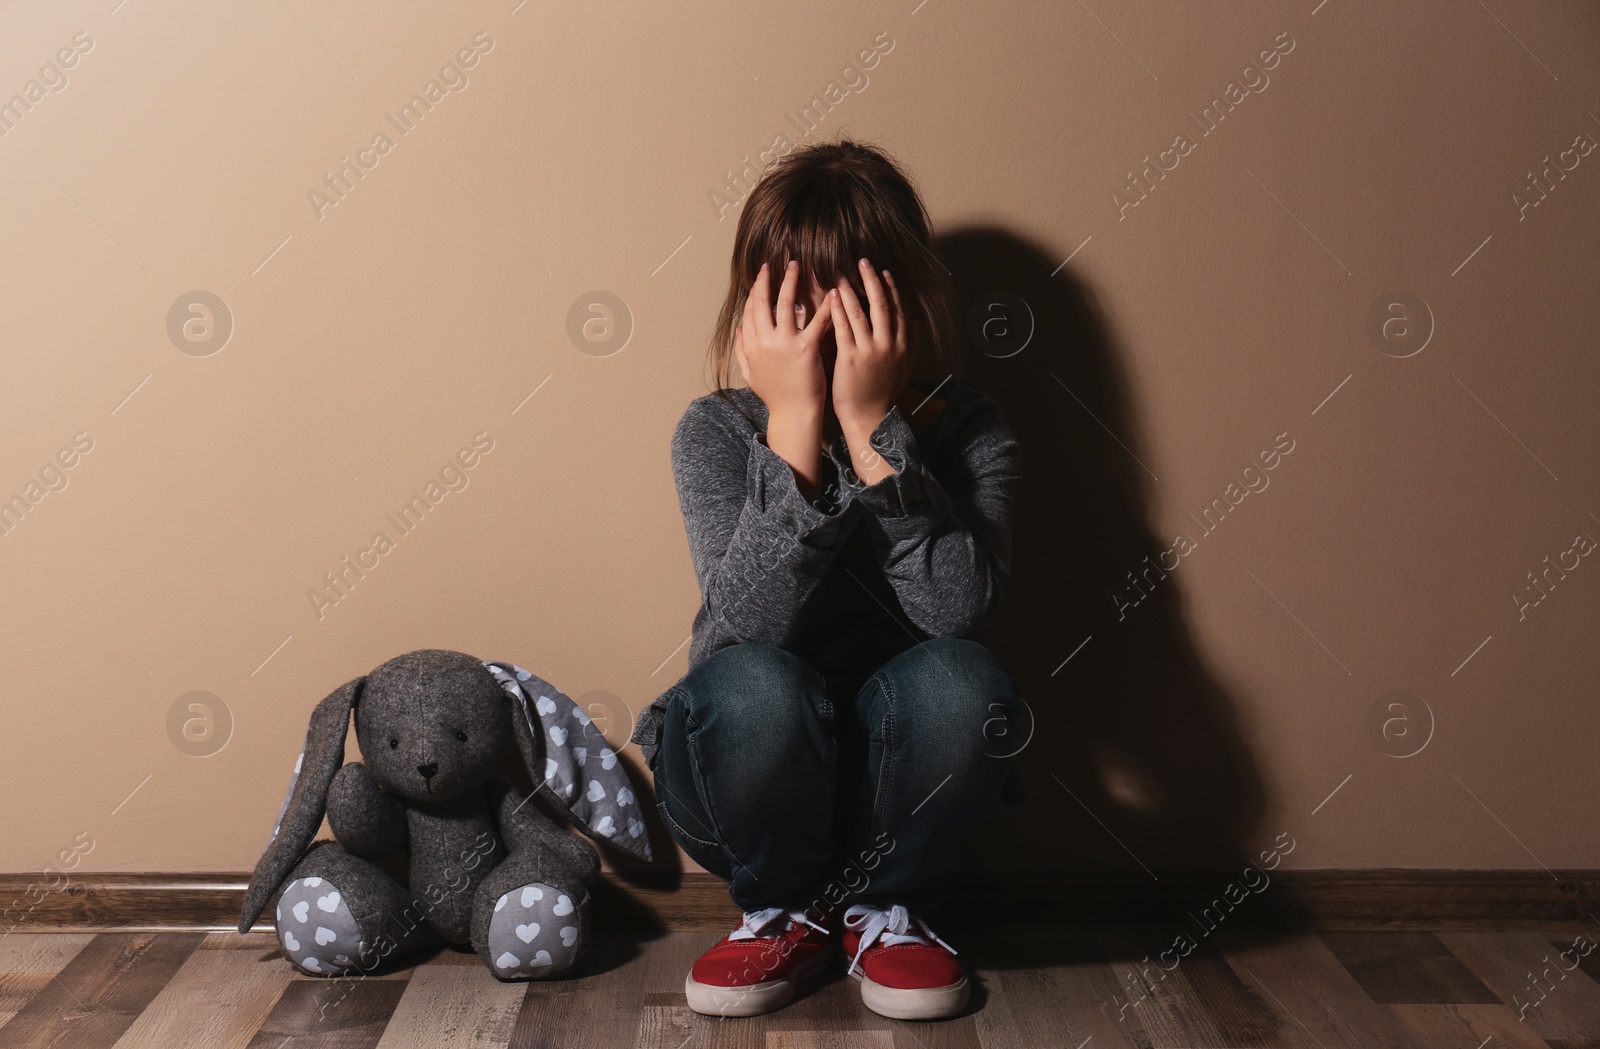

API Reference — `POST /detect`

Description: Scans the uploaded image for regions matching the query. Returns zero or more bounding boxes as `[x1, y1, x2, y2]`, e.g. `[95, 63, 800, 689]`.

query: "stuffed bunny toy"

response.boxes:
[237, 648, 652, 981]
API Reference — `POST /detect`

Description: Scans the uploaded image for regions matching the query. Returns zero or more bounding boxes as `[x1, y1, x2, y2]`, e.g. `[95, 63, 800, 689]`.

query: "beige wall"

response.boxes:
[3, 0, 1598, 882]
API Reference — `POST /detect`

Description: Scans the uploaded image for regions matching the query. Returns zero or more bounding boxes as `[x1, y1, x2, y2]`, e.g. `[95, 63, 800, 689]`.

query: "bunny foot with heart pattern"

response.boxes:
[483, 879, 583, 979]
[469, 781, 600, 980]
[271, 841, 443, 977]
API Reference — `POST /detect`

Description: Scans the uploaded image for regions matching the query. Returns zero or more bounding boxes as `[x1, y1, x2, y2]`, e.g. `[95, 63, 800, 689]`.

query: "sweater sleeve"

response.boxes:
[841, 399, 1021, 638]
[672, 399, 860, 653]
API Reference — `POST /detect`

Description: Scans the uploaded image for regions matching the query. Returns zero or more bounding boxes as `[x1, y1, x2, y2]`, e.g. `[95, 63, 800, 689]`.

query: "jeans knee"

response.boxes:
[875, 638, 1021, 758]
[678, 643, 830, 738]
[666, 643, 835, 810]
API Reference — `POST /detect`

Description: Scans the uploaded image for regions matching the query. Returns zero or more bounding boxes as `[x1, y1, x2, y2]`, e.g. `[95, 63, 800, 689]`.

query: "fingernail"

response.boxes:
[859, 258, 869, 268]
[760, 262, 768, 272]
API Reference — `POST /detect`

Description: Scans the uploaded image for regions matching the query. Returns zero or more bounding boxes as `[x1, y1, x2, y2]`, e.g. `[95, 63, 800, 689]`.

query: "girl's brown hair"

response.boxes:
[706, 137, 960, 418]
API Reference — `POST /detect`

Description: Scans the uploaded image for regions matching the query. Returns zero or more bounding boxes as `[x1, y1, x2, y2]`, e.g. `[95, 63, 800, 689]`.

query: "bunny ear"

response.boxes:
[237, 674, 365, 932]
[483, 660, 653, 862]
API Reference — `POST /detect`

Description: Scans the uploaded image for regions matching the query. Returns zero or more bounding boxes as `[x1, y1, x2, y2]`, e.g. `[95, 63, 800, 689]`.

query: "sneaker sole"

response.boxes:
[684, 949, 833, 1017]
[858, 974, 970, 1021]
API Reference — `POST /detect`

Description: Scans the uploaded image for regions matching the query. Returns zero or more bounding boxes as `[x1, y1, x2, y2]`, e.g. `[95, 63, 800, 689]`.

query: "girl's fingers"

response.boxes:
[802, 292, 834, 343]
[827, 287, 856, 354]
[742, 274, 759, 340]
[857, 258, 892, 344]
[834, 276, 871, 351]
[775, 260, 800, 335]
[749, 262, 773, 336]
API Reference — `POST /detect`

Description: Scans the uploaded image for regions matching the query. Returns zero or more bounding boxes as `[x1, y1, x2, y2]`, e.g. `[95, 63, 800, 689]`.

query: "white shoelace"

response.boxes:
[727, 906, 831, 941]
[842, 902, 957, 976]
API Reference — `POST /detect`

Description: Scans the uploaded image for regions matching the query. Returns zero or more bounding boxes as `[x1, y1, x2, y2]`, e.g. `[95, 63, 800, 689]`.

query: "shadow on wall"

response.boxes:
[941, 226, 1269, 878]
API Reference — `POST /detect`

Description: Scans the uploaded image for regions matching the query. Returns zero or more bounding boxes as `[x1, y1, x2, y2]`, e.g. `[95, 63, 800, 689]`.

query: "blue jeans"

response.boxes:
[650, 638, 1023, 915]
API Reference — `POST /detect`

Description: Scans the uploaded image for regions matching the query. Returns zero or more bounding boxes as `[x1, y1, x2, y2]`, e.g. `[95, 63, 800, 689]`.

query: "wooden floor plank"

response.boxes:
[0, 934, 96, 1028]
[245, 977, 409, 1049]
[1320, 931, 1500, 1004]
[1388, 1003, 1555, 1049]
[1178, 939, 1288, 1047]
[4, 927, 1594, 1049]
[963, 933, 1137, 1049]
[0, 934, 98, 970]
[885, 1014, 984, 1049]
[372, 963, 525, 1049]
[0, 933, 201, 1049]
[507, 933, 647, 1049]
[971, 962, 1091, 1049]
[199, 932, 281, 951]
[639, 989, 696, 1049]
[108, 945, 289, 1049]
[1215, 931, 1428, 1049]
[640, 932, 706, 996]
[1437, 931, 1600, 1048]
[1098, 932, 1230, 1048]
[771, 974, 907, 1043]
[682, 1008, 766, 1049]
[637, 933, 706, 1049]
[766, 1031, 894, 1048]
[967, 961, 1052, 1049]
[1548, 932, 1600, 987]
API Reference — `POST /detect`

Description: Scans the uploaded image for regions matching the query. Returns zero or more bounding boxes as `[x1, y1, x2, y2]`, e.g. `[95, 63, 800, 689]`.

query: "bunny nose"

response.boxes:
[417, 762, 438, 779]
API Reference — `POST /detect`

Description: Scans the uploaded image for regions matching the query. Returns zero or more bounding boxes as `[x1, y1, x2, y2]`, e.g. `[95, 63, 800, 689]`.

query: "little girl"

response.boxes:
[629, 138, 1023, 1021]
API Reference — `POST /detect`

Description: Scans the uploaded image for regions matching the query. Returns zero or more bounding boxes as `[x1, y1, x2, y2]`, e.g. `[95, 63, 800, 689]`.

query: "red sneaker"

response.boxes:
[840, 902, 969, 1020]
[685, 907, 835, 1017]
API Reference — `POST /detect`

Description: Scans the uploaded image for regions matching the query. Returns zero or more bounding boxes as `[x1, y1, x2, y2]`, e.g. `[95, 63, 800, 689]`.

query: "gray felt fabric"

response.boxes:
[276, 841, 443, 976]
[264, 750, 303, 852]
[629, 376, 1022, 769]
[240, 675, 364, 932]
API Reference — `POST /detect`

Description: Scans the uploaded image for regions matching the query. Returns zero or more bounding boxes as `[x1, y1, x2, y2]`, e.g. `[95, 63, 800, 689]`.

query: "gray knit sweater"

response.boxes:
[629, 375, 1022, 770]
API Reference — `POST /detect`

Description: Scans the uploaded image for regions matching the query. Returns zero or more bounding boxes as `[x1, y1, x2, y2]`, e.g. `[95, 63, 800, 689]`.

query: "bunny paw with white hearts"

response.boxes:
[487, 881, 583, 979]
[275, 876, 364, 976]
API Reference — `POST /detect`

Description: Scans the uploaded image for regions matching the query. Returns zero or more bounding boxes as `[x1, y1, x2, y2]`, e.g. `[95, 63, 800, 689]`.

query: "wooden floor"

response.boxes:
[0, 928, 1596, 1048]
